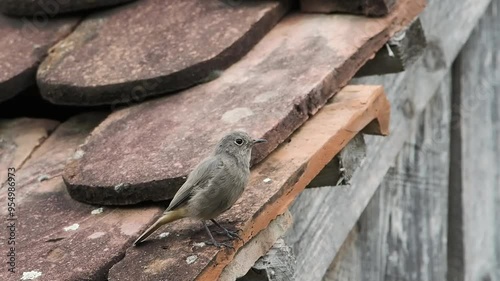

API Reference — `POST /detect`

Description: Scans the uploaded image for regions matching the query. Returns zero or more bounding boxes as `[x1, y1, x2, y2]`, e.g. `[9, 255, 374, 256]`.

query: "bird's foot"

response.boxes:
[215, 229, 242, 241]
[210, 219, 243, 241]
[204, 239, 234, 249]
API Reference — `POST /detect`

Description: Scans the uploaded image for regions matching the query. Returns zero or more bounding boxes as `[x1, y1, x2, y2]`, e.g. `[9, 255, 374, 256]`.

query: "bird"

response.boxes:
[133, 130, 266, 247]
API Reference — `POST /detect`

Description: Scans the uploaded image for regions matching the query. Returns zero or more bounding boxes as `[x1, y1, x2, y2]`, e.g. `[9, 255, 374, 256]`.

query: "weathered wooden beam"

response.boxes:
[107, 85, 390, 281]
[249, 238, 296, 281]
[238, 238, 296, 281]
[306, 133, 366, 188]
[448, 1, 500, 280]
[355, 18, 427, 77]
[273, 0, 493, 279]
[325, 73, 451, 281]
[299, 0, 396, 17]
[219, 211, 293, 281]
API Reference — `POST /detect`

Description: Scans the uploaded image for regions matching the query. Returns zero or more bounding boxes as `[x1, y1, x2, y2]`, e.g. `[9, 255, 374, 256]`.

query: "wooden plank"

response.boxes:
[37, 0, 292, 105]
[247, 238, 296, 281]
[324, 73, 451, 281]
[448, 1, 500, 280]
[63, 0, 423, 205]
[307, 133, 366, 188]
[0, 118, 59, 186]
[107, 85, 390, 281]
[218, 211, 293, 281]
[0, 14, 78, 103]
[271, 0, 493, 279]
[355, 18, 427, 77]
[299, 0, 396, 16]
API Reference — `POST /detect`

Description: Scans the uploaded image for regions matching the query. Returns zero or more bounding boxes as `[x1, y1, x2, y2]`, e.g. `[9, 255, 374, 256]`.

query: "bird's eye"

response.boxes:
[234, 138, 244, 145]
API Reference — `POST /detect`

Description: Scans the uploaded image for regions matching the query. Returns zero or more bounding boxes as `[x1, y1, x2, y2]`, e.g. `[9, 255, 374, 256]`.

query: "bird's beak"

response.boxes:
[253, 138, 267, 144]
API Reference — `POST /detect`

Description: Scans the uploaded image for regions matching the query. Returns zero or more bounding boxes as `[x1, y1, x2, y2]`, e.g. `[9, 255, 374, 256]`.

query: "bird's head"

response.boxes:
[214, 130, 266, 163]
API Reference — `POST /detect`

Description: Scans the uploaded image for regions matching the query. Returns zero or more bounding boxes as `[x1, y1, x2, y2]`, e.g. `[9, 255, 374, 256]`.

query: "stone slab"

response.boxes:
[0, 13, 78, 103]
[300, 0, 397, 16]
[0, 0, 136, 16]
[0, 118, 59, 186]
[106, 85, 390, 281]
[37, 0, 292, 105]
[63, 0, 424, 206]
[0, 113, 165, 281]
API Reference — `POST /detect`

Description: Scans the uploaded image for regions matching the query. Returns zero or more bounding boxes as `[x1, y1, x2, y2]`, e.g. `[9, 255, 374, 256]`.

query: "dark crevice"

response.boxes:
[447, 51, 464, 281]
[0, 85, 110, 122]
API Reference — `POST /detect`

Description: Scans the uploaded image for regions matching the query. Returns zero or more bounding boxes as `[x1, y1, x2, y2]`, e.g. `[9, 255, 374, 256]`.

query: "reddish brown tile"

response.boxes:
[0, 14, 78, 102]
[62, 0, 424, 206]
[107, 85, 390, 281]
[0, 113, 165, 281]
[0, 118, 59, 185]
[37, 0, 292, 105]
[0, 0, 136, 16]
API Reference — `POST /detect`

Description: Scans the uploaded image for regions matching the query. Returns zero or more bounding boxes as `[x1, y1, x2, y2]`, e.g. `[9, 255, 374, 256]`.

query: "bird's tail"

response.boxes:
[133, 209, 187, 246]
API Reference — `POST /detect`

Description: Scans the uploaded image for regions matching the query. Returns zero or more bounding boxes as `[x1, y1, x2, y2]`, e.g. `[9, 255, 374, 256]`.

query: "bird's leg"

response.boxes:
[210, 219, 242, 241]
[202, 221, 233, 249]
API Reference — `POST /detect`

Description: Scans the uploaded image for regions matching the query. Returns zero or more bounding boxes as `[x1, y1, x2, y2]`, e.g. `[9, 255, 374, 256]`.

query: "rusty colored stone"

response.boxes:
[0, 113, 165, 281]
[62, 0, 424, 206]
[300, 0, 397, 16]
[0, 14, 78, 103]
[0, 118, 59, 186]
[37, 0, 292, 106]
[0, 0, 136, 16]
[107, 85, 390, 281]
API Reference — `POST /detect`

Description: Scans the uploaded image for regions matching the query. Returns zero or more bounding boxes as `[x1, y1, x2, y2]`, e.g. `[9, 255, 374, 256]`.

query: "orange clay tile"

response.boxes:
[107, 85, 390, 281]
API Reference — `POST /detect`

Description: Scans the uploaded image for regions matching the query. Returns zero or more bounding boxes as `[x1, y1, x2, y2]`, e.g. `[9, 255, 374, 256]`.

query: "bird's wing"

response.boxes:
[165, 156, 224, 212]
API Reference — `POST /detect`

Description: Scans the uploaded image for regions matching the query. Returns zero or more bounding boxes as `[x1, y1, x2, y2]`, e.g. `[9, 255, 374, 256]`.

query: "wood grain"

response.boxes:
[324, 73, 451, 281]
[448, 1, 500, 280]
[273, 0, 492, 279]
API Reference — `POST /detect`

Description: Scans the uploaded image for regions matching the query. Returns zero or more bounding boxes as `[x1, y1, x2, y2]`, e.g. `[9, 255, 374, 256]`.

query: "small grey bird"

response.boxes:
[133, 130, 266, 247]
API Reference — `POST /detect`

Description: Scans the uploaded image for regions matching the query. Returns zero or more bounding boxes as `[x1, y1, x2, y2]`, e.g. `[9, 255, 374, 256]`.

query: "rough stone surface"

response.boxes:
[37, 0, 292, 106]
[300, 0, 397, 16]
[0, 14, 78, 103]
[107, 85, 390, 281]
[0, 118, 59, 186]
[0, 0, 136, 16]
[63, 0, 423, 206]
[0, 113, 164, 281]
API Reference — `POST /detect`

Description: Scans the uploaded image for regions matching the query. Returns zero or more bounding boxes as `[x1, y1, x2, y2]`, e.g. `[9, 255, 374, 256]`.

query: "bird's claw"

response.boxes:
[215, 229, 242, 241]
[204, 240, 234, 249]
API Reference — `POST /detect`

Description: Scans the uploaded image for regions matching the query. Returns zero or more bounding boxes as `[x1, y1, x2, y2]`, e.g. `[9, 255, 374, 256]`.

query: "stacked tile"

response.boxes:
[0, 14, 78, 102]
[62, 0, 425, 206]
[300, 0, 397, 16]
[0, 0, 136, 16]
[37, 0, 292, 106]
